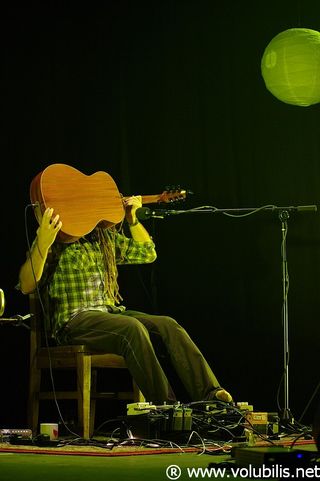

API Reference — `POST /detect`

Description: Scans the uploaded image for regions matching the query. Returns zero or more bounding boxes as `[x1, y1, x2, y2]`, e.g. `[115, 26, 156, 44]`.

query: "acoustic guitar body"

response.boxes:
[30, 164, 125, 243]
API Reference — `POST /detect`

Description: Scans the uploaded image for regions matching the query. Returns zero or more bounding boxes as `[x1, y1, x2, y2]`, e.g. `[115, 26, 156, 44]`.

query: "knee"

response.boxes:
[160, 316, 178, 326]
[158, 316, 185, 333]
[123, 316, 150, 338]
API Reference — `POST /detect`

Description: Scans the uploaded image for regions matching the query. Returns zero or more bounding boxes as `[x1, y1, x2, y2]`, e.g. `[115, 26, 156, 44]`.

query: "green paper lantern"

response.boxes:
[261, 28, 320, 107]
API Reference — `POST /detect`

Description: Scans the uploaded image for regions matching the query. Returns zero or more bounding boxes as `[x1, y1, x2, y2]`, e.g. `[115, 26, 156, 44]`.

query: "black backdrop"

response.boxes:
[1, 1, 320, 428]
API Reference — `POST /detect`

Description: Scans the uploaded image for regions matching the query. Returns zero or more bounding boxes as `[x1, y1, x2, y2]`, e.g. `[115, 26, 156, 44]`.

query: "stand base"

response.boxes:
[279, 408, 295, 426]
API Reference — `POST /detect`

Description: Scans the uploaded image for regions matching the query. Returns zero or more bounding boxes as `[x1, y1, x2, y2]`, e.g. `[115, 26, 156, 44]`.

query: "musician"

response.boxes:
[18, 195, 232, 405]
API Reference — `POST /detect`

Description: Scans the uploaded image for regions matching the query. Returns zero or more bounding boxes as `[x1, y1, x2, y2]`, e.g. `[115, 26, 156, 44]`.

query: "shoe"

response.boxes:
[206, 387, 233, 403]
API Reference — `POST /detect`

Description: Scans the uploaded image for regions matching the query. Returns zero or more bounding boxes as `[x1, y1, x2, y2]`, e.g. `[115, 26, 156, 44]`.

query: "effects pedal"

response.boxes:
[126, 402, 157, 415]
[171, 406, 192, 431]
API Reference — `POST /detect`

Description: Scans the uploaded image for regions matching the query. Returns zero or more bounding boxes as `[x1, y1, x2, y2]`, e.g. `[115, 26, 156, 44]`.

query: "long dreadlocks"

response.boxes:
[95, 225, 123, 305]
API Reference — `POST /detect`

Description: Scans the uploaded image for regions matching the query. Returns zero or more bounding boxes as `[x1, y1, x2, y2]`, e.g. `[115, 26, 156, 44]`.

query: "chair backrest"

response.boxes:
[29, 293, 42, 360]
[29, 292, 60, 348]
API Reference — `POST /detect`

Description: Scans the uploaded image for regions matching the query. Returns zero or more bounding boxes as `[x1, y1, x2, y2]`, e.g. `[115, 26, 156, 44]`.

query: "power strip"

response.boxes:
[0, 428, 32, 439]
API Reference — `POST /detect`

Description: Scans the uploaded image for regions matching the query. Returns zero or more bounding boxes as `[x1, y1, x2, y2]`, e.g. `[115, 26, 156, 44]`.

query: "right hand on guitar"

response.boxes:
[36, 207, 62, 253]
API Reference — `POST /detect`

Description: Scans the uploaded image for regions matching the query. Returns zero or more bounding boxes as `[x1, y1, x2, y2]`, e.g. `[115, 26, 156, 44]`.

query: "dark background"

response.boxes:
[1, 1, 320, 429]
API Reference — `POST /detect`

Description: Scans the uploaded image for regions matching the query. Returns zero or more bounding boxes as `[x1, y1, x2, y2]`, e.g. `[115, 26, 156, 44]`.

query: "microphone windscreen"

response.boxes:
[136, 207, 152, 220]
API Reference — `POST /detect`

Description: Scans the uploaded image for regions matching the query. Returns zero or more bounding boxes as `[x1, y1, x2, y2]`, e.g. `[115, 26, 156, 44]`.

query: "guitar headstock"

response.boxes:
[140, 187, 193, 207]
[157, 186, 189, 204]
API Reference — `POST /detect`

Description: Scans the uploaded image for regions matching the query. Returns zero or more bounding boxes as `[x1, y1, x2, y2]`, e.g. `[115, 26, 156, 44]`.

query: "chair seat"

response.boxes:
[36, 345, 128, 369]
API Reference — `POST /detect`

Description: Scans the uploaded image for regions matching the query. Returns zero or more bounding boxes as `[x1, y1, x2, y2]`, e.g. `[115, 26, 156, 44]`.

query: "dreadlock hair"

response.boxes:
[96, 225, 123, 305]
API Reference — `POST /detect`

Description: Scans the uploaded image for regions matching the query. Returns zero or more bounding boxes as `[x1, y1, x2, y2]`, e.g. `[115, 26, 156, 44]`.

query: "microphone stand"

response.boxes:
[137, 204, 317, 218]
[278, 209, 294, 426]
[138, 203, 317, 425]
[0, 313, 32, 330]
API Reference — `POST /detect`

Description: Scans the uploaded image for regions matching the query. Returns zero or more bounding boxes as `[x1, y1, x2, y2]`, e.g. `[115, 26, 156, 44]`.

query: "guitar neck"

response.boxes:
[123, 190, 187, 205]
[141, 194, 163, 204]
[123, 194, 162, 204]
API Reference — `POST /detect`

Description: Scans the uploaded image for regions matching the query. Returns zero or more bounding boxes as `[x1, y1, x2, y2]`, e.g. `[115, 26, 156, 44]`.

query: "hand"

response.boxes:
[123, 196, 142, 224]
[36, 207, 62, 251]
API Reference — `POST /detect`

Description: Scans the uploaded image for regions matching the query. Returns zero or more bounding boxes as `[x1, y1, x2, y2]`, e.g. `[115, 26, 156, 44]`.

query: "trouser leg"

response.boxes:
[125, 311, 221, 401]
[57, 310, 174, 404]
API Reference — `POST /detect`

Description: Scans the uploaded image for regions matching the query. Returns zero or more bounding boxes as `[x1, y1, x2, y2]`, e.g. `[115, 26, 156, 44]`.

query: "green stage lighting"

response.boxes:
[261, 28, 320, 107]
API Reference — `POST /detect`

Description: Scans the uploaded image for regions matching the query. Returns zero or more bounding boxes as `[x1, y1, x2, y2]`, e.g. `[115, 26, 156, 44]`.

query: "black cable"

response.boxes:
[298, 379, 320, 424]
[24, 203, 80, 440]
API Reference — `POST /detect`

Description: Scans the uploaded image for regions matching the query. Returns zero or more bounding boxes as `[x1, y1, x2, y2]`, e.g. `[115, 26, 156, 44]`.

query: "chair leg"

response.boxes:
[28, 355, 41, 436]
[76, 353, 91, 439]
[89, 369, 98, 437]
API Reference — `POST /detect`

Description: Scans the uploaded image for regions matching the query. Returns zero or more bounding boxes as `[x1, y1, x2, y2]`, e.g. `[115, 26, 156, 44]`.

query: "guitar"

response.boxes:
[30, 163, 187, 243]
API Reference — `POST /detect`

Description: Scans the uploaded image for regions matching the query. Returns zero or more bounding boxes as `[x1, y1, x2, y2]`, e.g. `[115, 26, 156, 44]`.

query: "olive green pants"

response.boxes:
[57, 309, 221, 405]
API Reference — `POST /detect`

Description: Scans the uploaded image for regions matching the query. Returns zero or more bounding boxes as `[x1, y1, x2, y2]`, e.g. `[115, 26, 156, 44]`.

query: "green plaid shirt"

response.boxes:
[41, 229, 156, 336]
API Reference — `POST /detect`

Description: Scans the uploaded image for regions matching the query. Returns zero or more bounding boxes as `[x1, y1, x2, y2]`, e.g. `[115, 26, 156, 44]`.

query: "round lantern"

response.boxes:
[261, 28, 320, 107]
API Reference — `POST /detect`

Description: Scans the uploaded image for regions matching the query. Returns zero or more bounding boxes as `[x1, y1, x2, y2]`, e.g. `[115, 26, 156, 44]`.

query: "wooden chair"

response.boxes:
[28, 294, 144, 439]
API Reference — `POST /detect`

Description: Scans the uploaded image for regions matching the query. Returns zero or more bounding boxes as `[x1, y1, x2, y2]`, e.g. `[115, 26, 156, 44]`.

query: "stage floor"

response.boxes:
[0, 435, 317, 481]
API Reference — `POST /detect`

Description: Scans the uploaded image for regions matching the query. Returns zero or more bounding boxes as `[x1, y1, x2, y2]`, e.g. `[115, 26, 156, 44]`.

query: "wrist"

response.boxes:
[36, 242, 44, 259]
[128, 218, 140, 227]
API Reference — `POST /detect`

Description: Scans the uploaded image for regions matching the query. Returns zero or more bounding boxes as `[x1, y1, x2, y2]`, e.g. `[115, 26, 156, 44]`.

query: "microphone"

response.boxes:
[270, 204, 318, 213]
[296, 205, 317, 212]
[136, 207, 173, 220]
